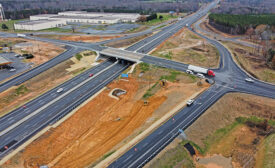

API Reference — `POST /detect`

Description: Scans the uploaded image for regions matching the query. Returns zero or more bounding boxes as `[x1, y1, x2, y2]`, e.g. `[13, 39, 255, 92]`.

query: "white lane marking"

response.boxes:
[158, 130, 163, 135]
[129, 88, 223, 168]
[142, 142, 148, 148]
[8, 119, 14, 124]
[4, 136, 11, 141]
[215, 84, 235, 90]
[123, 154, 133, 163]
[0, 61, 119, 137]
[25, 110, 30, 114]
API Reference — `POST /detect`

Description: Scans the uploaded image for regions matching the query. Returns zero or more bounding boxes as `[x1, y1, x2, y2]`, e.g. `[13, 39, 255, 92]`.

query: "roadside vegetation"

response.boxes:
[149, 116, 275, 168]
[151, 28, 220, 68]
[139, 13, 181, 26]
[209, 14, 275, 28]
[148, 93, 275, 168]
[3, 60, 210, 168]
[140, 63, 198, 99]
[223, 41, 275, 84]
[0, 50, 96, 117]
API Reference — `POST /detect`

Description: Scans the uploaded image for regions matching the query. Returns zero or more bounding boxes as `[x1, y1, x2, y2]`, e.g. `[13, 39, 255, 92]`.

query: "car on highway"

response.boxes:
[186, 70, 194, 75]
[186, 99, 194, 106]
[9, 68, 16, 72]
[245, 78, 254, 83]
[196, 73, 205, 79]
[56, 88, 64, 93]
[89, 73, 94, 77]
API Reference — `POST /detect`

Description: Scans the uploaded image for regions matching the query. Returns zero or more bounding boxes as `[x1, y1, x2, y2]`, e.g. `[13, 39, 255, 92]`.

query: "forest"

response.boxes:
[209, 14, 275, 29]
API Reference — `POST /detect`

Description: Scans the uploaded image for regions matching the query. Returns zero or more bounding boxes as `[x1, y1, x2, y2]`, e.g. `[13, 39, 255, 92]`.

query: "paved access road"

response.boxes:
[0, 59, 129, 157]
[108, 0, 275, 167]
[0, 0, 200, 158]
[0, 46, 83, 92]
[0, 53, 32, 83]
[0, 0, 219, 162]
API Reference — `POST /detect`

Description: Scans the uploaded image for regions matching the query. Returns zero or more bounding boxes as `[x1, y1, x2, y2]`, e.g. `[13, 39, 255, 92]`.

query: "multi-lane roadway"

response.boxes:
[1, 0, 275, 167]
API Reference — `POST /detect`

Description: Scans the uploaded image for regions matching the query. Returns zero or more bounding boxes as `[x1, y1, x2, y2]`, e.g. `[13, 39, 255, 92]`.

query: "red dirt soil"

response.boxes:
[59, 35, 122, 43]
[9, 77, 166, 168]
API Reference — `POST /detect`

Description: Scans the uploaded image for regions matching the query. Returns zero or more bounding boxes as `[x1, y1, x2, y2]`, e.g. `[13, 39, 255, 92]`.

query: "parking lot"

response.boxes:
[0, 53, 32, 82]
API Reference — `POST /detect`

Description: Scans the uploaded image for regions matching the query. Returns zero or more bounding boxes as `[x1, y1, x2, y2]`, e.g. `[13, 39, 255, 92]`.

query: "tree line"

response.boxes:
[209, 14, 275, 29]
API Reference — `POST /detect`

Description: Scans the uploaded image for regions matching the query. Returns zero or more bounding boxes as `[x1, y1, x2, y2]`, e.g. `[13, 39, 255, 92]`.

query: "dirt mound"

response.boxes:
[151, 28, 219, 68]
[59, 35, 122, 43]
[13, 78, 165, 168]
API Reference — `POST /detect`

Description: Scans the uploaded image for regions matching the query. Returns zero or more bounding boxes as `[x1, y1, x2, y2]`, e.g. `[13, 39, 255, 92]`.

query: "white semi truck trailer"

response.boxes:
[187, 65, 215, 77]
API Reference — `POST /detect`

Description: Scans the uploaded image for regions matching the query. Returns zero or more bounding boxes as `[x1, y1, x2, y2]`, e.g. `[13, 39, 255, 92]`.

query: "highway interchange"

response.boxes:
[0, 0, 275, 167]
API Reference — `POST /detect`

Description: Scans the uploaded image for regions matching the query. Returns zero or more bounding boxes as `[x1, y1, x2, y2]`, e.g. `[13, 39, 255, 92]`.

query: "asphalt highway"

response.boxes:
[108, 0, 275, 167]
[1, 0, 275, 166]
[0, 0, 204, 158]
[0, 59, 129, 157]
[0, 0, 219, 162]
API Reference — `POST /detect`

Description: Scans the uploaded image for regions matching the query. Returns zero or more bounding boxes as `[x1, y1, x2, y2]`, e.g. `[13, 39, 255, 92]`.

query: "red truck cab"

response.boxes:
[207, 70, 215, 77]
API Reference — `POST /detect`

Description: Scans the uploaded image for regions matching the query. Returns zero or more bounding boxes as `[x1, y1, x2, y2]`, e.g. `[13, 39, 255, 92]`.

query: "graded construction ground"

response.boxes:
[35, 34, 122, 43]
[146, 93, 275, 168]
[0, 51, 96, 117]
[0, 37, 65, 66]
[105, 33, 152, 49]
[2, 64, 209, 168]
[151, 28, 219, 68]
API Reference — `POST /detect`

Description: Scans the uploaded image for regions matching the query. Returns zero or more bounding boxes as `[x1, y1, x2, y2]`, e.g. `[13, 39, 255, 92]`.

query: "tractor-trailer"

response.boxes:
[187, 65, 215, 76]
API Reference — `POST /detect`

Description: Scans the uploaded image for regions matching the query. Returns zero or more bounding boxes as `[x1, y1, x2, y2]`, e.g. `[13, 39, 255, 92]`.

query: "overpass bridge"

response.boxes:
[100, 47, 145, 62]
[99, 47, 189, 72]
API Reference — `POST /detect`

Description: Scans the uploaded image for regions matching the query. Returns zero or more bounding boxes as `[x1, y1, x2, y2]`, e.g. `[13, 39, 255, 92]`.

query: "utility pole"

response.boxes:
[0, 4, 5, 21]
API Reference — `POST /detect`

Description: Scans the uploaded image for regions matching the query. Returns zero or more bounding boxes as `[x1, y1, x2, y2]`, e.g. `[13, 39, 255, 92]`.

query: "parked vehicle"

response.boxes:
[187, 65, 215, 77]
[9, 68, 16, 72]
[22, 53, 34, 59]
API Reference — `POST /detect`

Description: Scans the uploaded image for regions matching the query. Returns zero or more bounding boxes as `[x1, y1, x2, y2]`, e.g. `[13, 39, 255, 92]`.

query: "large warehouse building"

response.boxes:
[14, 19, 66, 31]
[0, 55, 13, 69]
[14, 11, 140, 30]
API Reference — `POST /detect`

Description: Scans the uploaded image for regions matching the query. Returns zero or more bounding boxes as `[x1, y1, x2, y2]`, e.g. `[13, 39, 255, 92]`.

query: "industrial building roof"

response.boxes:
[51, 15, 120, 20]
[15, 19, 62, 25]
[31, 14, 58, 17]
[0, 55, 12, 66]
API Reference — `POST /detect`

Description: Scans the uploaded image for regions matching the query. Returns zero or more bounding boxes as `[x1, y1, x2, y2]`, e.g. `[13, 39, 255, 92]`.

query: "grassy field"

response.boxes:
[151, 28, 220, 68]
[142, 13, 180, 26]
[148, 116, 275, 168]
[149, 140, 195, 168]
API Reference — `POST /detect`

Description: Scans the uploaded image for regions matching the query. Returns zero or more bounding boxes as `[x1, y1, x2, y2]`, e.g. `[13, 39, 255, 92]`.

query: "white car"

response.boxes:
[56, 88, 64, 93]
[186, 99, 194, 106]
[196, 73, 205, 79]
[186, 69, 193, 75]
[245, 78, 254, 83]
[9, 68, 16, 72]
